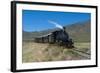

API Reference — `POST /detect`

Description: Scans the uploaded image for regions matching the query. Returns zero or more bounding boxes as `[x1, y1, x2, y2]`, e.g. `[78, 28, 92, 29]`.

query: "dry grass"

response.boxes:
[22, 41, 90, 63]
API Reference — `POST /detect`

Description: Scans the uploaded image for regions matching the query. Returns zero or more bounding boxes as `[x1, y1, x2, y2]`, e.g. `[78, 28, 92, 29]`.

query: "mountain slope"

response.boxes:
[65, 21, 91, 42]
[23, 20, 91, 42]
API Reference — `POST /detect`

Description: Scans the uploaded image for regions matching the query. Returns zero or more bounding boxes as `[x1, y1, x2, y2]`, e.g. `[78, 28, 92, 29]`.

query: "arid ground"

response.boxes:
[22, 41, 91, 63]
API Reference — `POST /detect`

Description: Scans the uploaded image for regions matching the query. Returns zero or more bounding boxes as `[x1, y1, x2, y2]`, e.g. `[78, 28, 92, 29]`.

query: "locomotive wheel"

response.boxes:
[66, 43, 73, 48]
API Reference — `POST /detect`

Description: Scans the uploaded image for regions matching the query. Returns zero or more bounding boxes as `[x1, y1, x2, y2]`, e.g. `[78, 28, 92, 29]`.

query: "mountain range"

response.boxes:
[23, 20, 91, 42]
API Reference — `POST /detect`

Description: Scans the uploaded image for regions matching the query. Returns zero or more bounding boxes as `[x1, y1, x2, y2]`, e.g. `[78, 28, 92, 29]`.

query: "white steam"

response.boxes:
[48, 20, 63, 29]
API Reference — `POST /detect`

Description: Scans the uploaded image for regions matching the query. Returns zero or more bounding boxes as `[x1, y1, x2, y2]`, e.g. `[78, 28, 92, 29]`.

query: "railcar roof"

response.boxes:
[35, 28, 63, 38]
[35, 33, 52, 38]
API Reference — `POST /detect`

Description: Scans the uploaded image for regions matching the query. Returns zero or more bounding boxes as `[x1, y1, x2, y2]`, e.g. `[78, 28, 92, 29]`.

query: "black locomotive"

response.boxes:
[34, 27, 74, 48]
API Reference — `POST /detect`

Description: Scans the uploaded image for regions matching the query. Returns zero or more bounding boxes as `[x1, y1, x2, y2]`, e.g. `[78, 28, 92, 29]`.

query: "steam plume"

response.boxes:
[48, 20, 63, 29]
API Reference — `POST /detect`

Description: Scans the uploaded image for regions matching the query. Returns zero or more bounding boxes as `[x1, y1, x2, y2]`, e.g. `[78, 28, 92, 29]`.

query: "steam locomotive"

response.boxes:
[34, 27, 74, 48]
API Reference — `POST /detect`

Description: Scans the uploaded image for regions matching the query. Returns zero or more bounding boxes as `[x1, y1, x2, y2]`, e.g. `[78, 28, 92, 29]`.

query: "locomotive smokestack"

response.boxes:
[63, 26, 66, 31]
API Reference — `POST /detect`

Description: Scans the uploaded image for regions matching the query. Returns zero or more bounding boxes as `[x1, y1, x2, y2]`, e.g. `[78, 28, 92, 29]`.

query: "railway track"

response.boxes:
[45, 44, 91, 59]
[72, 47, 91, 59]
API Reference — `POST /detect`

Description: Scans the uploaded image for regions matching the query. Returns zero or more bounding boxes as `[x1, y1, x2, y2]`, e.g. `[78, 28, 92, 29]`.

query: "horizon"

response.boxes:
[22, 10, 91, 32]
[23, 20, 90, 32]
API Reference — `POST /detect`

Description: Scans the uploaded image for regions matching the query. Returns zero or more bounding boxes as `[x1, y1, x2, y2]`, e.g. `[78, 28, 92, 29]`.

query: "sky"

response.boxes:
[22, 10, 91, 32]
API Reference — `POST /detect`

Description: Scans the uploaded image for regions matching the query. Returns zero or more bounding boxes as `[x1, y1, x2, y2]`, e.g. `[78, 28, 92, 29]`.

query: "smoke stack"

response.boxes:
[63, 26, 66, 31]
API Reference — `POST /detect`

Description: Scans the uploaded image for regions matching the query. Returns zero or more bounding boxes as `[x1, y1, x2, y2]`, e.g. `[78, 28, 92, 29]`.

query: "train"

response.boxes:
[34, 27, 74, 48]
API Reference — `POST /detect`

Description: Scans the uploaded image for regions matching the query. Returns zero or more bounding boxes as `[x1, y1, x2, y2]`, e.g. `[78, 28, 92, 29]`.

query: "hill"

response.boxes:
[65, 20, 91, 42]
[23, 20, 91, 42]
